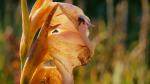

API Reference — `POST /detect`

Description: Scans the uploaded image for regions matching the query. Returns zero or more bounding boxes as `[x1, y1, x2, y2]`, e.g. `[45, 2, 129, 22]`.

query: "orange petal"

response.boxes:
[30, 0, 50, 15]
[20, 5, 58, 84]
[47, 3, 93, 69]
[30, 63, 62, 84]
[20, 0, 57, 68]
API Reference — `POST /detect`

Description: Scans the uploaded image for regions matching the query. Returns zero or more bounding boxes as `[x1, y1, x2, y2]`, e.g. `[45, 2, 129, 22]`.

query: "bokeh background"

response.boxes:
[0, 0, 150, 84]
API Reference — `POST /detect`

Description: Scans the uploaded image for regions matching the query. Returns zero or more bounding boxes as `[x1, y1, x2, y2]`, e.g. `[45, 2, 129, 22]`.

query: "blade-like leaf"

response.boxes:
[21, 0, 30, 35]
[20, 0, 30, 69]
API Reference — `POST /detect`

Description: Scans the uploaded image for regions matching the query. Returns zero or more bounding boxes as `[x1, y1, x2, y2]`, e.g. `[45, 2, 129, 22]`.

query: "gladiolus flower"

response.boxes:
[20, 0, 93, 84]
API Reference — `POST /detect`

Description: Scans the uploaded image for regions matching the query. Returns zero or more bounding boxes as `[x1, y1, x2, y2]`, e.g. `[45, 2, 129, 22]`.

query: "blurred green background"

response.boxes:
[0, 0, 150, 84]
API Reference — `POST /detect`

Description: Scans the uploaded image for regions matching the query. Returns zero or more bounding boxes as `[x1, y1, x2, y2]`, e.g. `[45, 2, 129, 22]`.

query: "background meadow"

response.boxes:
[0, 0, 150, 84]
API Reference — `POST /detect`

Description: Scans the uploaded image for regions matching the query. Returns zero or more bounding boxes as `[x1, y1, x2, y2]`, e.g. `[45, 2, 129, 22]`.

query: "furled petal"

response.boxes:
[30, 0, 52, 15]
[20, 0, 55, 68]
[20, 5, 58, 84]
[29, 0, 53, 29]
